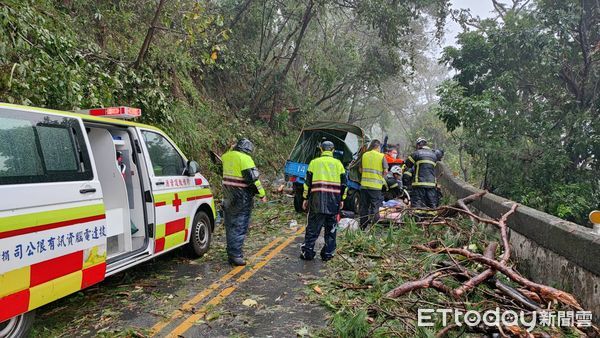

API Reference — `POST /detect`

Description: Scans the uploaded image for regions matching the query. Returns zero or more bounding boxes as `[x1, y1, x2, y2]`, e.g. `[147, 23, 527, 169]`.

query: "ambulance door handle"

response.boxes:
[156, 181, 165, 186]
[79, 188, 97, 194]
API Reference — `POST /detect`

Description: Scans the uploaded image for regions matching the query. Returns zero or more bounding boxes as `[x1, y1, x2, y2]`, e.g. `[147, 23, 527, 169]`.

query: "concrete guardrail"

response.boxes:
[437, 162, 600, 321]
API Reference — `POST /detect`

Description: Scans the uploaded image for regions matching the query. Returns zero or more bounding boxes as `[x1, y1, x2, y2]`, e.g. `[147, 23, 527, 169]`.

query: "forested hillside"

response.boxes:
[0, 0, 598, 224]
[0, 0, 448, 184]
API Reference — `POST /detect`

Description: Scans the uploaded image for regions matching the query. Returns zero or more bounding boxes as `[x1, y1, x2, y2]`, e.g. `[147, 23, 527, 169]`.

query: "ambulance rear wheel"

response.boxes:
[188, 211, 212, 257]
[0, 311, 35, 338]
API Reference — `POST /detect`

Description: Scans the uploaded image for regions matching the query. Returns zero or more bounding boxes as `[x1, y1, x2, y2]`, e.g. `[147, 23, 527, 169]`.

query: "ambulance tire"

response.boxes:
[0, 311, 35, 338]
[188, 211, 212, 257]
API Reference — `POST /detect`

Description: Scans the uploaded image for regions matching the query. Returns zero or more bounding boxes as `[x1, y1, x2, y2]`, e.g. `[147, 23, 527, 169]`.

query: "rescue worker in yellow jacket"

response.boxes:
[221, 138, 267, 266]
[300, 141, 347, 261]
[359, 139, 388, 229]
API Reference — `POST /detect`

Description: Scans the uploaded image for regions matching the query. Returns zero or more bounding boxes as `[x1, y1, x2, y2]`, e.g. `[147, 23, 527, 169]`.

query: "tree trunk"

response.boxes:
[134, 0, 167, 68]
[229, 0, 255, 29]
[269, 0, 315, 121]
[458, 141, 468, 181]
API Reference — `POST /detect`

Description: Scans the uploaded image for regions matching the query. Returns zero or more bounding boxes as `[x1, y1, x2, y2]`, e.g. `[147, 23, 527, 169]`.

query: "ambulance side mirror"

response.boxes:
[186, 160, 200, 176]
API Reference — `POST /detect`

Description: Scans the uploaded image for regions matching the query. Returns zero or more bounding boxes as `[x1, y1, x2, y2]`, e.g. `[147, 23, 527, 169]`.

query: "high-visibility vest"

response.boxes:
[361, 150, 385, 190]
[222, 150, 266, 197]
[303, 151, 347, 199]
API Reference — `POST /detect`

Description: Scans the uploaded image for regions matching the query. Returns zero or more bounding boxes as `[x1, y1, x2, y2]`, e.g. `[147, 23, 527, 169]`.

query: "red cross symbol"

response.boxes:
[172, 193, 182, 212]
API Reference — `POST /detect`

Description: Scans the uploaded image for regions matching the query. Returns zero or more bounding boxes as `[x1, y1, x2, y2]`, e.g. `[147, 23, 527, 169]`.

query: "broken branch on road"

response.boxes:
[316, 191, 599, 337]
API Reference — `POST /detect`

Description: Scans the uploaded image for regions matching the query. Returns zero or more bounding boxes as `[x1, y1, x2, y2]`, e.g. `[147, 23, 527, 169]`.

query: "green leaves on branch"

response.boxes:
[436, 0, 600, 225]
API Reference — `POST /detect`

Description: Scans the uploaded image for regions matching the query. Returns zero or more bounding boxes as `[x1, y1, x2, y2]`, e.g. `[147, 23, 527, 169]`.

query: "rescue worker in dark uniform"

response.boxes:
[383, 165, 403, 201]
[221, 138, 267, 266]
[359, 139, 388, 229]
[402, 166, 414, 190]
[405, 137, 439, 209]
[300, 141, 347, 261]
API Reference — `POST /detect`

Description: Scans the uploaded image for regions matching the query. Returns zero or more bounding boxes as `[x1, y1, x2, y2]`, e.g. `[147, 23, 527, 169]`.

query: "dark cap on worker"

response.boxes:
[235, 138, 254, 154]
[320, 141, 335, 151]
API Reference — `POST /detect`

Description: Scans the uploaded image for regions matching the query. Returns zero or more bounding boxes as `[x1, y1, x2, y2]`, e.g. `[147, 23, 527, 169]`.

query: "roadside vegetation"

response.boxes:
[435, 0, 599, 225]
[311, 204, 594, 337]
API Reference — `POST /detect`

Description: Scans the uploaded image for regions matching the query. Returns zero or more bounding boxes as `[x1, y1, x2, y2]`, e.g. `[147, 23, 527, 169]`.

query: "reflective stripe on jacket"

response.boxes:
[222, 150, 266, 197]
[303, 151, 347, 215]
[361, 150, 385, 190]
[405, 146, 437, 188]
[402, 167, 414, 188]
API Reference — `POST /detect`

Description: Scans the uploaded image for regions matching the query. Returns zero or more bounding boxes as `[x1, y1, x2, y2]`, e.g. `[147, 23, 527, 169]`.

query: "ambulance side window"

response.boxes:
[0, 110, 92, 185]
[141, 131, 185, 176]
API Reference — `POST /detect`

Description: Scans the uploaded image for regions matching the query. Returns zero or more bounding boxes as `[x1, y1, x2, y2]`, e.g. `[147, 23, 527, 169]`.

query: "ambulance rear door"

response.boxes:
[0, 106, 107, 323]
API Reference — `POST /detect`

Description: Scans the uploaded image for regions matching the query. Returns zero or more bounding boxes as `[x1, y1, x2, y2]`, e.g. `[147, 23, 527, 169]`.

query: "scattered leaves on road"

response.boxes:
[242, 298, 258, 307]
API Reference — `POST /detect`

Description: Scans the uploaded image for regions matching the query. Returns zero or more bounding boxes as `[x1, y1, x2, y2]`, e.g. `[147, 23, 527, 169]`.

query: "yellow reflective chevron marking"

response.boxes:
[0, 204, 105, 233]
[0, 266, 30, 298]
[28, 271, 83, 310]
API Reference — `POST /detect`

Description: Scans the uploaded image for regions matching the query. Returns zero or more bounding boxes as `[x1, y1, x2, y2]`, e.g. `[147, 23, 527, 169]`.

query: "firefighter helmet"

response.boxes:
[235, 138, 254, 154]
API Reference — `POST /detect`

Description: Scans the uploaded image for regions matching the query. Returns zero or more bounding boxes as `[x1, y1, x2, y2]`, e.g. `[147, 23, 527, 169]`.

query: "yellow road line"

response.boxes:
[165, 227, 305, 338]
[150, 236, 282, 335]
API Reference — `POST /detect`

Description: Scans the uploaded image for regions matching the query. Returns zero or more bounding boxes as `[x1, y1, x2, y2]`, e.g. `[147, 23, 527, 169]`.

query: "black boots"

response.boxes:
[228, 256, 246, 266]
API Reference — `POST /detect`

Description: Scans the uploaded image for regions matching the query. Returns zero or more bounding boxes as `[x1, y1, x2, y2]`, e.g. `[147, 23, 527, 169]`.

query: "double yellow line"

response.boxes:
[151, 227, 305, 337]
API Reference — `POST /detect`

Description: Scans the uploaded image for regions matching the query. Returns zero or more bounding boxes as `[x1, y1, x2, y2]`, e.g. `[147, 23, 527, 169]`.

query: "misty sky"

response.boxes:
[443, 0, 496, 47]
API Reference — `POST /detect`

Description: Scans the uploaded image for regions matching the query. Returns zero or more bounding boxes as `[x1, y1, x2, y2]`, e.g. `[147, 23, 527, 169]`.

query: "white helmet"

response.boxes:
[390, 166, 402, 175]
[416, 137, 427, 146]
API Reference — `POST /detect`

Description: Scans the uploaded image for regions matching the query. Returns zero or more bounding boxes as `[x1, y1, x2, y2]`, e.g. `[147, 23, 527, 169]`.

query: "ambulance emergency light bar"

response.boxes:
[76, 106, 141, 119]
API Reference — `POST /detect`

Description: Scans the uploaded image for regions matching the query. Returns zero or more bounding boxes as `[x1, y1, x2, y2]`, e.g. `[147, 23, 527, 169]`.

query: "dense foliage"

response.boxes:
[1, 0, 596, 224]
[0, 0, 448, 181]
[437, 0, 599, 224]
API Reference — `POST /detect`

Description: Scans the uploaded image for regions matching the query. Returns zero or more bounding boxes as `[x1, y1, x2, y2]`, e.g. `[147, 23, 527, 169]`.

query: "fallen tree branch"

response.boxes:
[386, 272, 445, 298]
[413, 245, 583, 309]
[438, 259, 542, 311]
[437, 191, 487, 218]
[453, 242, 499, 297]
[453, 203, 519, 297]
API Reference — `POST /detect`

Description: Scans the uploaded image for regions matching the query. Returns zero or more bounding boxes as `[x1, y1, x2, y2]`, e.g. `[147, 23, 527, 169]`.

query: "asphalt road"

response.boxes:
[31, 203, 328, 337]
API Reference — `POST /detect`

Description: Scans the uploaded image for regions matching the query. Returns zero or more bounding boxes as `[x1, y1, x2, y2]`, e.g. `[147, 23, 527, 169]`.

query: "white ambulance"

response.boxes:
[0, 103, 216, 337]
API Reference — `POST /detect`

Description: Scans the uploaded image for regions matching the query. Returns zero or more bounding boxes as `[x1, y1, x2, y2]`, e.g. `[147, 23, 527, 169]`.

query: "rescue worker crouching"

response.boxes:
[359, 139, 388, 230]
[300, 141, 347, 262]
[404, 138, 439, 211]
[383, 165, 403, 201]
[221, 138, 267, 266]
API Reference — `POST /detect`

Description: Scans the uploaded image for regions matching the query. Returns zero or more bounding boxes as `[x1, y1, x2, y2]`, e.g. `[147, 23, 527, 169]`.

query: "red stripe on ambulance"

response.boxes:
[0, 289, 30, 323]
[155, 238, 166, 253]
[81, 262, 107, 289]
[186, 194, 213, 201]
[0, 214, 106, 239]
[29, 251, 84, 287]
[165, 218, 186, 236]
